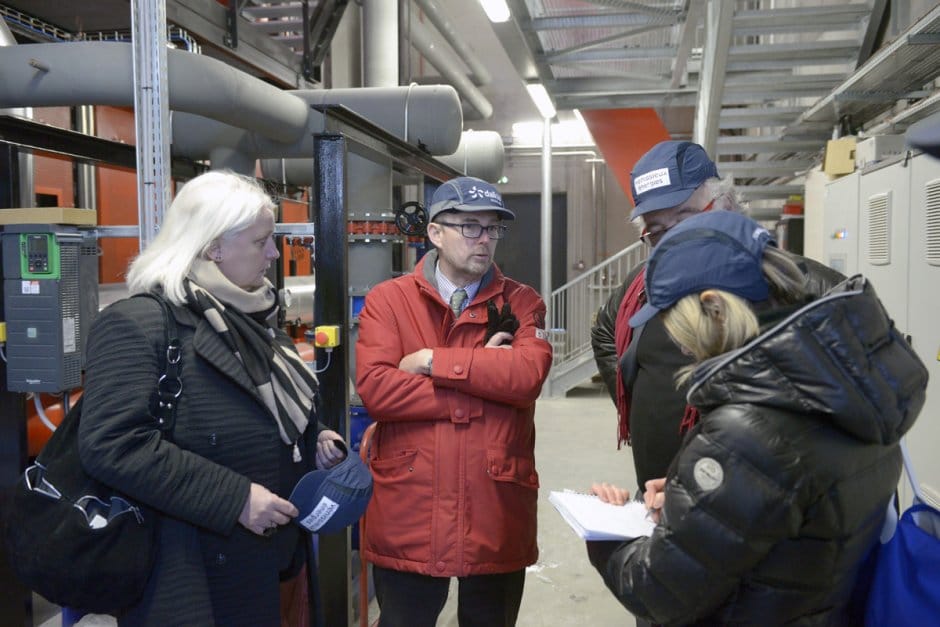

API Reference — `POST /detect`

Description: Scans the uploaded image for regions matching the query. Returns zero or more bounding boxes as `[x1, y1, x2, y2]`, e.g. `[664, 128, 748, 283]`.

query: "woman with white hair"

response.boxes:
[586, 210, 927, 625]
[78, 170, 346, 624]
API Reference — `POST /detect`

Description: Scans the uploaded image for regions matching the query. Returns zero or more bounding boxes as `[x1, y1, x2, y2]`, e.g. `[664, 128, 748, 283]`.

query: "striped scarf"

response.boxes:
[185, 260, 317, 460]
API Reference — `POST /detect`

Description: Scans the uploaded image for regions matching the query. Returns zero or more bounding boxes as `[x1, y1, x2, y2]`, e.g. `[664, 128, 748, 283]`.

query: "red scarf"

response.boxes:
[613, 270, 647, 449]
[613, 269, 701, 449]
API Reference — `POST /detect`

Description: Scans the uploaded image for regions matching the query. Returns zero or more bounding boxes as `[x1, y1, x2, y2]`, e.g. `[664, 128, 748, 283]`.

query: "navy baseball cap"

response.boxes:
[906, 111, 940, 158]
[629, 211, 776, 327]
[429, 176, 515, 221]
[630, 141, 719, 219]
[289, 441, 373, 534]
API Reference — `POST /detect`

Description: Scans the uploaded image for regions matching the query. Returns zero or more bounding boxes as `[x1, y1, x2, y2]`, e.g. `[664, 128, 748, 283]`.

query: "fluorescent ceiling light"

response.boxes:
[526, 83, 556, 119]
[479, 0, 511, 23]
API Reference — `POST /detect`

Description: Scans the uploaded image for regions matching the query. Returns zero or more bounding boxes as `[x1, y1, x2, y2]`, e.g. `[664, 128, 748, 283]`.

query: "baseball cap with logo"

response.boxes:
[629, 210, 776, 328]
[630, 141, 719, 219]
[289, 441, 373, 534]
[429, 176, 515, 221]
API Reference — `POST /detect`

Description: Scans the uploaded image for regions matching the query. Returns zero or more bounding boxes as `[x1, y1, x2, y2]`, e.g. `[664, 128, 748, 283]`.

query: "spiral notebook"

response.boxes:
[549, 490, 656, 541]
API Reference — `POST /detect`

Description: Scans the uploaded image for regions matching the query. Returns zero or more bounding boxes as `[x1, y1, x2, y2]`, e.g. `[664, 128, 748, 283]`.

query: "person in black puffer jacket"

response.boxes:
[586, 211, 928, 626]
[590, 141, 844, 496]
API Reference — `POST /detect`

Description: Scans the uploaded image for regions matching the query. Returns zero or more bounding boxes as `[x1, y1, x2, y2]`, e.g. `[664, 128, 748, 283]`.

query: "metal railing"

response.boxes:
[548, 242, 647, 369]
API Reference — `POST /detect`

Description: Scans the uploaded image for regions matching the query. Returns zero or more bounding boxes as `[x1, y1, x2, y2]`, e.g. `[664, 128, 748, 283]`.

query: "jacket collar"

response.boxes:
[417, 250, 502, 306]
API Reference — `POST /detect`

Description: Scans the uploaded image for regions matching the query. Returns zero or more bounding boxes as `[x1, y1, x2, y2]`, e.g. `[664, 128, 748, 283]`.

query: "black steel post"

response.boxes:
[310, 133, 351, 627]
[0, 142, 33, 626]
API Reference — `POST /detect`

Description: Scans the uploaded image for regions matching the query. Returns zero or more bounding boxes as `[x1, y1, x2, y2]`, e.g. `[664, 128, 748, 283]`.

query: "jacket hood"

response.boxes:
[687, 276, 927, 445]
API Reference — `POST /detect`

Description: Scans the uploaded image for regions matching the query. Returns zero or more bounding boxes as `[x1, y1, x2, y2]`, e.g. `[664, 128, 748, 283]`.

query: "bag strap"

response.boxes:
[900, 439, 925, 505]
[133, 293, 182, 436]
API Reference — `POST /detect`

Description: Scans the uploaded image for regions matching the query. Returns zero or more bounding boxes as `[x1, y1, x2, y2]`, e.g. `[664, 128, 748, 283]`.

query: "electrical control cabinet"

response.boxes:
[1, 224, 98, 392]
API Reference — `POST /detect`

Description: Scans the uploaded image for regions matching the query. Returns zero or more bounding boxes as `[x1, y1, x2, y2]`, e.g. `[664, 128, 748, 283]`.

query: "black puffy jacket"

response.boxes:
[590, 276, 928, 626]
[590, 251, 845, 492]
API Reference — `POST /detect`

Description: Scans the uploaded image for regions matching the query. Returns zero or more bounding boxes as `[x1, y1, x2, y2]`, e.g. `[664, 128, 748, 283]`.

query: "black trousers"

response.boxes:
[372, 565, 526, 627]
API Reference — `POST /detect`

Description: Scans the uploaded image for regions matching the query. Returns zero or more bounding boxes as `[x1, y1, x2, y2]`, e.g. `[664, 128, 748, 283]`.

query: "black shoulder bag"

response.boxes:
[4, 293, 182, 614]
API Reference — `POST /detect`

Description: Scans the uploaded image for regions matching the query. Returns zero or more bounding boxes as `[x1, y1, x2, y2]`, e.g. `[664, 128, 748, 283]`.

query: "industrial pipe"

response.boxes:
[261, 128, 503, 185]
[0, 42, 309, 143]
[413, 0, 492, 86]
[406, 17, 493, 119]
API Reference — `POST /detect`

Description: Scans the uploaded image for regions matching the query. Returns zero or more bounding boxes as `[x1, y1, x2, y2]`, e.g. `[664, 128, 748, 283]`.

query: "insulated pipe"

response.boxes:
[436, 130, 505, 182]
[407, 17, 493, 119]
[260, 129, 504, 186]
[173, 85, 463, 166]
[363, 0, 398, 87]
[293, 86, 462, 154]
[0, 42, 309, 143]
[413, 0, 491, 86]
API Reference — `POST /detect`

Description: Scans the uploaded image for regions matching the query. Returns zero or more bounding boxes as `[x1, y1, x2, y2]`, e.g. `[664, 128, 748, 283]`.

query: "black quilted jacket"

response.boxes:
[589, 276, 928, 626]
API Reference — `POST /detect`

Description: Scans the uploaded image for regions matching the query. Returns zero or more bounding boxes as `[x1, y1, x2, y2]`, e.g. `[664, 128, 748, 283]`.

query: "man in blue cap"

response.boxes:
[356, 176, 553, 626]
[590, 141, 843, 502]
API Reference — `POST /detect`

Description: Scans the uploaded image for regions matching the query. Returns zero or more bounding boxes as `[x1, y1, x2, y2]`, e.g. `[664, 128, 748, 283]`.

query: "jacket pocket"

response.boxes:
[486, 448, 539, 489]
[366, 449, 432, 563]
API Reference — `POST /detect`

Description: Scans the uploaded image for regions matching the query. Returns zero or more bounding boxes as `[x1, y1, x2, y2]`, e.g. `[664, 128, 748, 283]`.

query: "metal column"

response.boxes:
[311, 133, 352, 627]
[0, 143, 32, 626]
[131, 0, 172, 249]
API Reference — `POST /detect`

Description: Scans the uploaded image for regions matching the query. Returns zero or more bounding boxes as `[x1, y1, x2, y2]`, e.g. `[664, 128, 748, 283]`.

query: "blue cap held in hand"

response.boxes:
[289, 441, 372, 534]
[630, 141, 719, 219]
[429, 176, 515, 221]
[629, 211, 776, 327]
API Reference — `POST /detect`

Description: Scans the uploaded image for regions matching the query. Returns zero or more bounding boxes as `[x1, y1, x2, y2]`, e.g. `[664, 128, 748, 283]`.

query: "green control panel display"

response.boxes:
[19, 233, 60, 279]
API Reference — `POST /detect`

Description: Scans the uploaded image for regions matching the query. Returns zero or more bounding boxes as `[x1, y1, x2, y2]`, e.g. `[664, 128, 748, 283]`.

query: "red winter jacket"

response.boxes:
[355, 252, 553, 577]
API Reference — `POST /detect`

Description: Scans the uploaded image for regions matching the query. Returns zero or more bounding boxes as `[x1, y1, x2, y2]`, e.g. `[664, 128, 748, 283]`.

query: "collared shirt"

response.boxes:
[435, 262, 480, 315]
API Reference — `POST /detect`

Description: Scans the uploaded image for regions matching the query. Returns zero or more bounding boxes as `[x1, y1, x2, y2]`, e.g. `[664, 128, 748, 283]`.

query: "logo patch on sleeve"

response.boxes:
[535, 328, 549, 341]
[693, 457, 724, 491]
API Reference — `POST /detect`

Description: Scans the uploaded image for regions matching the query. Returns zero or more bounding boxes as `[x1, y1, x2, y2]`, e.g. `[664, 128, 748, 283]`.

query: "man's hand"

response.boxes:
[399, 348, 433, 375]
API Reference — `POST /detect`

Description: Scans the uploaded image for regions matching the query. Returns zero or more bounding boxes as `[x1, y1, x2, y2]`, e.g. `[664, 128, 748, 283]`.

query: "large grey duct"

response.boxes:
[436, 130, 504, 182]
[261, 129, 504, 186]
[412, 0, 491, 86]
[407, 16, 493, 119]
[0, 42, 308, 143]
[173, 85, 463, 166]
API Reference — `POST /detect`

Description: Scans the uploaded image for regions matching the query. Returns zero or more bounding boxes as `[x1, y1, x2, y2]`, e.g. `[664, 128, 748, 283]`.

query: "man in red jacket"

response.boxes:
[356, 176, 553, 626]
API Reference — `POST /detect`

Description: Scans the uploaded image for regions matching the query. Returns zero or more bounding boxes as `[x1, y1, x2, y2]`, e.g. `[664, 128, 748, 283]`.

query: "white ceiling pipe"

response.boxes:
[172, 84, 463, 165]
[437, 130, 505, 182]
[407, 16, 493, 119]
[261, 128, 505, 185]
[363, 0, 399, 87]
[0, 42, 308, 143]
[412, 0, 492, 86]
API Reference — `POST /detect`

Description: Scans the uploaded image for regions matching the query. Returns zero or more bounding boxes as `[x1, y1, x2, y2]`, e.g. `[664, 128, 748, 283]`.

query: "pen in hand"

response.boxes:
[643, 477, 667, 524]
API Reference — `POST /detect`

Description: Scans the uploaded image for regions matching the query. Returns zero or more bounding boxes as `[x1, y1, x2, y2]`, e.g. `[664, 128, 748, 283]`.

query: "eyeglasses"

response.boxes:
[639, 197, 718, 247]
[435, 221, 509, 240]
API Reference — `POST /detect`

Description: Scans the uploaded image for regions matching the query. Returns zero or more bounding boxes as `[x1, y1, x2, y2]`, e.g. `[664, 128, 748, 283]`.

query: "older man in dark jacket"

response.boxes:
[590, 141, 844, 497]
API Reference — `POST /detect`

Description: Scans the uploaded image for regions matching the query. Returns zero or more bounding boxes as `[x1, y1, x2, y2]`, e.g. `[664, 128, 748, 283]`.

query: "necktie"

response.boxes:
[450, 288, 468, 317]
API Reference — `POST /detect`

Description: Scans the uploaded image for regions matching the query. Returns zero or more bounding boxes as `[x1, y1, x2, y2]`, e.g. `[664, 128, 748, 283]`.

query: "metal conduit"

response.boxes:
[412, 0, 492, 86]
[406, 16, 493, 119]
[0, 42, 308, 143]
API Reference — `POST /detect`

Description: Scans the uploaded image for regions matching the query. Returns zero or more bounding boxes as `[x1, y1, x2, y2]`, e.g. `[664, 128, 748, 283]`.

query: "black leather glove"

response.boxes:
[484, 299, 520, 344]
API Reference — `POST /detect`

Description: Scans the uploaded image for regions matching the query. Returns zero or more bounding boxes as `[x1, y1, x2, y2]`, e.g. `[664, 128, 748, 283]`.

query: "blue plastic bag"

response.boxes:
[865, 443, 940, 626]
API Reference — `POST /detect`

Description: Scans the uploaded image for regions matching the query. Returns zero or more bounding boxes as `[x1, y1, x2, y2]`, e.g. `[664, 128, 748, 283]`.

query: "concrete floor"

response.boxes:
[42, 383, 638, 627]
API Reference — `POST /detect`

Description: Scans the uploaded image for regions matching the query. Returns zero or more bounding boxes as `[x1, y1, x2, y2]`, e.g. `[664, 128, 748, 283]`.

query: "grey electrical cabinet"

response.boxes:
[2, 224, 98, 393]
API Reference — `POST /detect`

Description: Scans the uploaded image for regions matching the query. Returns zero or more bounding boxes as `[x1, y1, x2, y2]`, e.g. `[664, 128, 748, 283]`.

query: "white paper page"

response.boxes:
[549, 490, 656, 541]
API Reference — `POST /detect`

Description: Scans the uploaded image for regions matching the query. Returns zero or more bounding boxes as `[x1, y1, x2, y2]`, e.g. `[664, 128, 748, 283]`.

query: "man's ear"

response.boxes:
[699, 290, 726, 323]
[426, 223, 444, 249]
